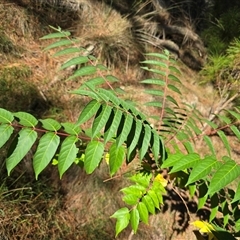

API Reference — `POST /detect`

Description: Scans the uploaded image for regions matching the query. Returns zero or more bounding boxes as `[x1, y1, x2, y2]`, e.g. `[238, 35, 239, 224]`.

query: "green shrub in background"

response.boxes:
[0, 27, 240, 239]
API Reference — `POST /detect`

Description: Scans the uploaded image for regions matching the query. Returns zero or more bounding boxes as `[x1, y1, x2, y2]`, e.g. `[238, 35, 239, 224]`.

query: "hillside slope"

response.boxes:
[0, 1, 238, 240]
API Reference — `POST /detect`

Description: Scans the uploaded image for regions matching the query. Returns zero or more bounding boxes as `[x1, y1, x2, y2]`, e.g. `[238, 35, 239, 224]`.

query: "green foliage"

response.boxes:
[0, 27, 240, 238]
[202, 7, 240, 55]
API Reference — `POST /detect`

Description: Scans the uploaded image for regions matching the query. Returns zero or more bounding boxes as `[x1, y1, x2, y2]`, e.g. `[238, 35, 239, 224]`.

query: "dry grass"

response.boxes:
[0, 1, 239, 240]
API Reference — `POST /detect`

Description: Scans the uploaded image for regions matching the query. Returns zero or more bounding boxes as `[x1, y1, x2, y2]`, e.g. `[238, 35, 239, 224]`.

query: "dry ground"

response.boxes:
[0, 1, 239, 240]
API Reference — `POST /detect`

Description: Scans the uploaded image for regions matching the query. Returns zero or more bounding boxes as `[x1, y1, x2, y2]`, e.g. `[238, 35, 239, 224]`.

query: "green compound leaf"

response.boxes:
[40, 31, 71, 39]
[151, 129, 161, 165]
[0, 124, 14, 148]
[142, 194, 155, 214]
[116, 113, 133, 148]
[139, 124, 152, 160]
[33, 133, 60, 179]
[140, 78, 165, 86]
[152, 183, 164, 204]
[208, 160, 240, 195]
[147, 190, 160, 209]
[161, 152, 185, 168]
[130, 208, 140, 233]
[6, 128, 37, 175]
[142, 59, 168, 68]
[186, 156, 218, 186]
[168, 73, 181, 83]
[99, 89, 121, 105]
[209, 193, 219, 222]
[166, 95, 179, 106]
[198, 183, 208, 209]
[40, 118, 61, 131]
[61, 122, 81, 135]
[14, 112, 38, 127]
[58, 136, 79, 178]
[217, 130, 231, 157]
[67, 66, 97, 80]
[0, 108, 14, 123]
[54, 47, 80, 56]
[111, 207, 130, 237]
[127, 120, 142, 160]
[230, 125, 240, 139]
[123, 194, 139, 205]
[84, 141, 104, 174]
[71, 88, 99, 100]
[168, 84, 181, 94]
[43, 39, 74, 51]
[144, 89, 164, 97]
[121, 185, 146, 198]
[169, 153, 200, 173]
[77, 99, 101, 125]
[137, 202, 149, 224]
[227, 109, 240, 120]
[231, 182, 240, 203]
[60, 56, 89, 70]
[109, 143, 125, 176]
[92, 104, 112, 138]
[104, 109, 122, 143]
[203, 135, 216, 156]
[130, 173, 151, 188]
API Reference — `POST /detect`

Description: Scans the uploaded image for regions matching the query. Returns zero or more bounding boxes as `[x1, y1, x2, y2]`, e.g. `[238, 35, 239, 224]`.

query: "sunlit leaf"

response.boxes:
[140, 78, 165, 85]
[217, 130, 231, 157]
[147, 190, 160, 209]
[77, 100, 101, 125]
[54, 47, 80, 56]
[61, 122, 81, 135]
[116, 114, 133, 148]
[121, 185, 146, 198]
[123, 194, 139, 205]
[168, 84, 181, 94]
[130, 173, 151, 188]
[43, 39, 74, 50]
[186, 157, 218, 185]
[40, 31, 70, 39]
[0, 124, 14, 148]
[230, 125, 240, 139]
[142, 195, 155, 214]
[109, 143, 125, 176]
[58, 136, 79, 178]
[7, 129, 37, 175]
[84, 141, 104, 174]
[161, 152, 185, 168]
[203, 135, 216, 156]
[40, 118, 61, 131]
[0, 108, 14, 123]
[209, 193, 219, 222]
[169, 153, 200, 173]
[60, 56, 89, 70]
[139, 124, 152, 160]
[67, 66, 96, 80]
[208, 160, 240, 195]
[137, 202, 149, 224]
[111, 208, 130, 237]
[127, 120, 142, 160]
[33, 133, 60, 179]
[130, 208, 140, 233]
[104, 109, 122, 143]
[14, 112, 38, 127]
[92, 104, 112, 138]
[231, 182, 240, 203]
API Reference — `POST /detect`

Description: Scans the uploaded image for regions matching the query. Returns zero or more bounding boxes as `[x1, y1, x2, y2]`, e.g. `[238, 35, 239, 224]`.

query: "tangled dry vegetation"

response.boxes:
[0, 0, 239, 239]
